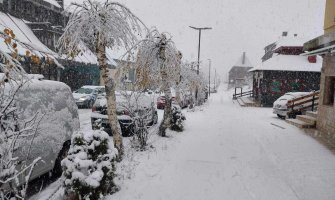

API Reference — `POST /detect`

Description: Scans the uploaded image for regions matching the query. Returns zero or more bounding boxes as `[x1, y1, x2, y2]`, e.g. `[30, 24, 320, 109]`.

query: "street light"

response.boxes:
[208, 59, 211, 97]
[189, 26, 212, 103]
[189, 26, 212, 75]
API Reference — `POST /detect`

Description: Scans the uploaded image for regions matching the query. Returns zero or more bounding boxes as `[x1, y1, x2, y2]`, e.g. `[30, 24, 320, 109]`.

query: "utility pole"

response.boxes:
[214, 68, 216, 91]
[208, 59, 211, 97]
[189, 26, 212, 103]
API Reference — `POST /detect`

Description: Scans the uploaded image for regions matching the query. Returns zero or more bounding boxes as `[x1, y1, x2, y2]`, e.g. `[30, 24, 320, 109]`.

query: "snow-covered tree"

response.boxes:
[0, 29, 42, 199]
[177, 62, 207, 106]
[62, 130, 118, 199]
[58, 0, 146, 157]
[133, 29, 181, 136]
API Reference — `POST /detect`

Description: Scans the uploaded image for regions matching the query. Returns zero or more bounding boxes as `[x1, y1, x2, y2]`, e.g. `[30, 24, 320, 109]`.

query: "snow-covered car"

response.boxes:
[1, 76, 80, 189]
[72, 85, 105, 108]
[91, 92, 158, 137]
[157, 93, 190, 109]
[273, 92, 314, 119]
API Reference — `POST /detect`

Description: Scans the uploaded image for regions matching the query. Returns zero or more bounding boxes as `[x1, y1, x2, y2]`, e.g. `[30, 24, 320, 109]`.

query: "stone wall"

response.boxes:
[317, 54, 335, 135]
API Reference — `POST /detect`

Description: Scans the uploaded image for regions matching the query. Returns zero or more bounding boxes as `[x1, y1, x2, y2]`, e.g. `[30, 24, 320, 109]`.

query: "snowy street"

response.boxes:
[107, 87, 335, 200]
[2, 0, 335, 199]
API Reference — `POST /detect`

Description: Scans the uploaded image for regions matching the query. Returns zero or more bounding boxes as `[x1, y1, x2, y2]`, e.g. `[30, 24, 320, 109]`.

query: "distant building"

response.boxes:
[250, 33, 322, 107]
[302, 0, 335, 135]
[228, 52, 253, 88]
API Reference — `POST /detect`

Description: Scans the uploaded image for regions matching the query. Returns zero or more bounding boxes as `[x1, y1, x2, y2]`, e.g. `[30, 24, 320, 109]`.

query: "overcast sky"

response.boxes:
[65, 0, 326, 80]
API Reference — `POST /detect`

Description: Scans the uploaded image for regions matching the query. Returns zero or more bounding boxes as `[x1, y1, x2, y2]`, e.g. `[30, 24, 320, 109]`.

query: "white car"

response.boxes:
[1, 75, 80, 190]
[273, 92, 316, 119]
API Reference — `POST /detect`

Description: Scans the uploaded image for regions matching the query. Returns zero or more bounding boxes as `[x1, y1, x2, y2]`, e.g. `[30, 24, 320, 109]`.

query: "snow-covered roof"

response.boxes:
[233, 53, 253, 67]
[274, 35, 305, 50]
[249, 54, 322, 72]
[43, 0, 61, 8]
[0, 12, 57, 57]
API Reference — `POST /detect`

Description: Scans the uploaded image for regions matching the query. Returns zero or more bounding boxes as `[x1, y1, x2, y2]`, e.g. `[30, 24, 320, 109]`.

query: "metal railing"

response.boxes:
[232, 87, 253, 100]
[287, 91, 319, 117]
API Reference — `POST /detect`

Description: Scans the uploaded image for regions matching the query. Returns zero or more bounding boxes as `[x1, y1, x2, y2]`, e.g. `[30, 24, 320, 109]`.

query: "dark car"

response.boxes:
[91, 92, 158, 137]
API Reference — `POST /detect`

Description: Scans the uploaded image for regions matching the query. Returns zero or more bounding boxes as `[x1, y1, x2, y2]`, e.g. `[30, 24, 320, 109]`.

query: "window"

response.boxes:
[323, 76, 335, 105]
[271, 80, 281, 93]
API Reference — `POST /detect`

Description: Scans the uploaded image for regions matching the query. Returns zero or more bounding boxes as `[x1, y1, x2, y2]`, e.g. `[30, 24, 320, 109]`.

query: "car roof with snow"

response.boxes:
[81, 85, 105, 89]
[96, 91, 153, 109]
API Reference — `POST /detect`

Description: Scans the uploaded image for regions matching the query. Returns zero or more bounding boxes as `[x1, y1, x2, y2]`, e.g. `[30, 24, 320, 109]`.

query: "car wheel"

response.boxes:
[51, 141, 70, 178]
[87, 100, 95, 108]
[277, 114, 286, 119]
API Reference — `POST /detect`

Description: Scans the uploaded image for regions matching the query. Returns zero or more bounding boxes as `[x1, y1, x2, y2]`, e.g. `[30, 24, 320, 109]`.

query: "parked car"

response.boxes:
[157, 95, 167, 109]
[91, 92, 158, 137]
[273, 92, 315, 119]
[157, 92, 191, 109]
[1, 75, 80, 190]
[72, 85, 105, 108]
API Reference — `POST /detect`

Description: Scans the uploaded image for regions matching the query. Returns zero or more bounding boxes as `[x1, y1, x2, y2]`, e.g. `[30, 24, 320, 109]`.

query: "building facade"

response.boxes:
[228, 52, 253, 88]
[251, 34, 322, 107]
[0, 0, 66, 51]
[303, 0, 335, 135]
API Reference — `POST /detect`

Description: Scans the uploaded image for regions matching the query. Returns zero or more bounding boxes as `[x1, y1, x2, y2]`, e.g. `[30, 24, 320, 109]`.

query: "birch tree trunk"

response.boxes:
[96, 34, 123, 158]
[175, 86, 181, 106]
[158, 42, 172, 137]
[159, 67, 172, 137]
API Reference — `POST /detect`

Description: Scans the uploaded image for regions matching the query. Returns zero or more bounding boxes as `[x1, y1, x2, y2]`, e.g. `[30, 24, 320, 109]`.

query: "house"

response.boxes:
[0, 11, 63, 80]
[302, 0, 335, 135]
[228, 52, 253, 88]
[250, 33, 322, 107]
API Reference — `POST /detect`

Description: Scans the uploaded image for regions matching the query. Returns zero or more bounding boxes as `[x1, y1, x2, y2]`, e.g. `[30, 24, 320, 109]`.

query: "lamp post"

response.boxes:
[189, 26, 212, 103]
[214, 68, 216, 91]
[208, 59, 211, 97]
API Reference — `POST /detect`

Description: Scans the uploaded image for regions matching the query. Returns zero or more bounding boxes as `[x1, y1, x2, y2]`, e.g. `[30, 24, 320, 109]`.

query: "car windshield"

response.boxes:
[76, 88, 93, 94]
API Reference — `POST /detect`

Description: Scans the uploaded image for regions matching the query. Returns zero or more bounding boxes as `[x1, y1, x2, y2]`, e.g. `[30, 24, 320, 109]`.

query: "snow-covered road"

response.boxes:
[109, 87, 335, 200]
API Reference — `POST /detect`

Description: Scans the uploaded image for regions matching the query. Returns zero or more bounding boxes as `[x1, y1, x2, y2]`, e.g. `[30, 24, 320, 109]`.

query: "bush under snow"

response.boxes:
[61, 130, 118, 199]
[170, 105, 186, 132]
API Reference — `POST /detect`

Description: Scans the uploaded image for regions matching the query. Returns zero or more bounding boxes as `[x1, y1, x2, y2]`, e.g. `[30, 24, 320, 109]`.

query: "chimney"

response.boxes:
[242, 52, 246, 65]
[282, 31, 288, 37]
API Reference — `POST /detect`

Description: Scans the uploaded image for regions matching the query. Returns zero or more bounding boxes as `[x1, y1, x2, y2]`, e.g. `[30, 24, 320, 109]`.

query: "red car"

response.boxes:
[157, 96, 176, 109]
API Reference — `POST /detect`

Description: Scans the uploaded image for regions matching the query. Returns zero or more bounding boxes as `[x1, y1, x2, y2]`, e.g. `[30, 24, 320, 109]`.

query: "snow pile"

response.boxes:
[61, 130, 118, 199]
[43, 0, 61, 8]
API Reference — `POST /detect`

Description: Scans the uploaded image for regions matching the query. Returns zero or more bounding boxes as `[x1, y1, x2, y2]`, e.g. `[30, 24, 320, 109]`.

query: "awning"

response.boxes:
[300, 44, 335, 56]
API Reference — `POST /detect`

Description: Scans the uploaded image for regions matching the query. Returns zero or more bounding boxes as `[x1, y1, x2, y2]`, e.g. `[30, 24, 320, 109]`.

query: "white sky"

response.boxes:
[64, 0, 326, 80]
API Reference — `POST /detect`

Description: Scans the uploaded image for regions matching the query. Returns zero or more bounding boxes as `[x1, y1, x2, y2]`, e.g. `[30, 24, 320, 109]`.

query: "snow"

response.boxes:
[274, 35, 306, 49]
[250, 54, 322, 72]
[107, 87, 335, 200]
[43, 0, 61, 8]
[31, 86, 335, 200]
[0, 12, 56, 57]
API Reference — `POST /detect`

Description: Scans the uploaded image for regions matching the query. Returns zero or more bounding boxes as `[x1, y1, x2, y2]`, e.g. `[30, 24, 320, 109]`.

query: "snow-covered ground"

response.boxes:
[108, 87, 335, 200]
[32, 86, 335, 200]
